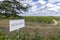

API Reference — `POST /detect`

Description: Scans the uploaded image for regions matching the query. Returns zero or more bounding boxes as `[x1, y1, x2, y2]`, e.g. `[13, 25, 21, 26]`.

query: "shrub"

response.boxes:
[1, 15, 7, 19]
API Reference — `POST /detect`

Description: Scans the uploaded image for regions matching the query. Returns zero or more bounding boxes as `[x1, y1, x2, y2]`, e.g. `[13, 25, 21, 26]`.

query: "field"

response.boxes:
[0, 16, 60, 40]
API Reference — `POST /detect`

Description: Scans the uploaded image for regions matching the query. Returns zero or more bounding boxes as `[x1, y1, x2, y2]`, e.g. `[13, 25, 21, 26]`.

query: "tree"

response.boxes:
[0, 0, 28, 18]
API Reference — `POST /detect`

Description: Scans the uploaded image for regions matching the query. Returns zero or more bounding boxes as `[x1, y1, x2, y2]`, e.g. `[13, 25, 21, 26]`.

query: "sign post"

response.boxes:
[0, 19, 25, 39]
[9, 19, 25, 40]
[9, 19, 25, 32]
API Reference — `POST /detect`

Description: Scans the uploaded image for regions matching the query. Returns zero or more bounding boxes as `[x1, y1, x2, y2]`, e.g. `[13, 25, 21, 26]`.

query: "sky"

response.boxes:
[29, 0, 60, 11]
[0, 0, 4, 1]
[33, 0, 38, 2]
[19, 0, 60, 16]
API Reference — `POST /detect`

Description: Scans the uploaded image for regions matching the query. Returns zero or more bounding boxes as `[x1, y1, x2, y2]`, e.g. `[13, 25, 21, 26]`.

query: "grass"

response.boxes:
[0, 16, 60, 40]
[0, 28, 60, 40]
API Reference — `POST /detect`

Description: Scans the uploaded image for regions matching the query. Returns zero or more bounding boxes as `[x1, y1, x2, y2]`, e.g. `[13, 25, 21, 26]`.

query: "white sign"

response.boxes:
[9, 19, 25, 32]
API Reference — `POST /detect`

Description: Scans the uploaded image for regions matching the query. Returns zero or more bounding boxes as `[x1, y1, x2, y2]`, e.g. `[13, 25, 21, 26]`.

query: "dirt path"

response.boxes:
[53, 19, 58, 25]
[25, 20, 60, 35]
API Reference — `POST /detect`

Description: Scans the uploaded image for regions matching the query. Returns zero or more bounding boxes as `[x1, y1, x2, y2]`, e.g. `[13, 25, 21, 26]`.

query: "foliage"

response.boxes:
[48, 35, 60, 40]
[23, 16, 54, 24]
[0, 0, 28, 18]
[0, 29, 60, 40]
[1, 15, 7, 19]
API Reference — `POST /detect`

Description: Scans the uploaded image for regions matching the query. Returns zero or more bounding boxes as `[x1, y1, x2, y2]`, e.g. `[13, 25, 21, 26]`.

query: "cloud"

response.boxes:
[57, 3, 60, 6]
[0, 0, 4, 1]
[29, 2, 36, 6]
[31, 6, 37, 11]
[27, 0, 47, 12]
[46, 3, 54, 7]
[46, 3, 60, 11]
[26, 0, 60, 13]
[38, 0, 46, 5]
[48, 0, 60, 3]
[20, 0, 32, 4]
[19, 0, 60, 16]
